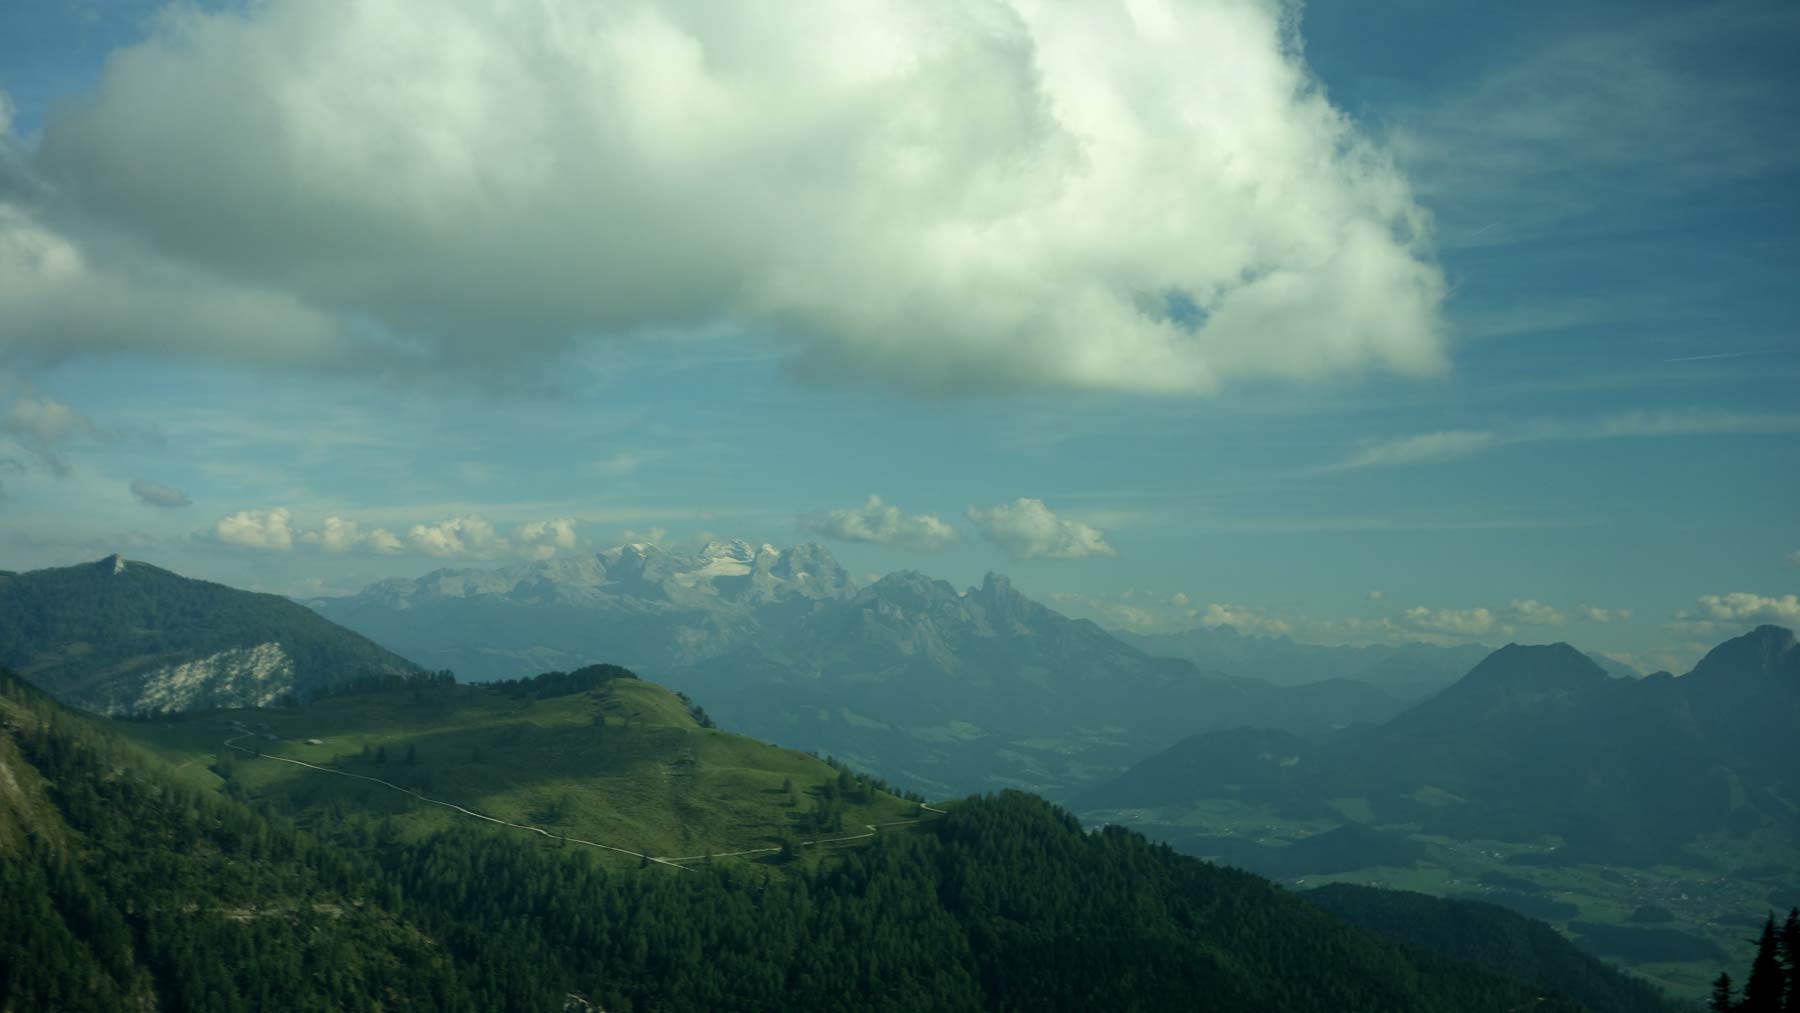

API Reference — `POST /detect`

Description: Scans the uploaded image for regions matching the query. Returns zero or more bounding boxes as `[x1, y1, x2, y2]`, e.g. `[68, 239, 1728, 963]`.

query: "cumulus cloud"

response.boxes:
[1196, 602, 1291, 636]
[1577, 605, 1632, 623]
[405, 515, 510, 558]
[296, 515, 403, 554]
[1787, 549, 1800, 566]
[16, 0, 1445, 394]
[213, 507, 295, 550]
[517, 517, 580, 560]
[966, 498, 1115, 560]
[129, 478, 191, 508]
[1693, 592, 1800, 625]
[209, 508, 579, 558]
[1333, 412, 1800, 470]
[1401, 605, 1497, 637]
[800, 495, 960, 552]
[1508, 599, 1566, 626]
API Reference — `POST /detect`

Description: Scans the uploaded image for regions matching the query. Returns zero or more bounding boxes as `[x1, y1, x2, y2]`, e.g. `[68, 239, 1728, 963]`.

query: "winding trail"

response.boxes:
[222, 727, 945, 869]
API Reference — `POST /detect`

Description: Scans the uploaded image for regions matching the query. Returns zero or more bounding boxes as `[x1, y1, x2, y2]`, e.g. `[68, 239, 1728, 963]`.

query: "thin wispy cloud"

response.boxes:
[1330, 411, 1800, 471]
[1662, 350, 1775, 364]
[128, 479, 191, 509]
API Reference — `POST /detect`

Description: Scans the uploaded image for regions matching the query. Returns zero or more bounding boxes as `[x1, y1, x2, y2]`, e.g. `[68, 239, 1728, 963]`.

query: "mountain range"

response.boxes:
[1082, 628, 1799, 862]
[310, 544, 1435, 796]
[0, 555, 419, 714]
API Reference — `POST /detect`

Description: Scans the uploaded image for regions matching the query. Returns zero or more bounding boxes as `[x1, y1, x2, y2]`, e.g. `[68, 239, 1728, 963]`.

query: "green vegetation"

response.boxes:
[1703, 908, 1799, 1011]
[2, 664, 1628, 1011]
[1304, 884, 1683, 1013]
[117, 667, 920, 861]
[0, 556, 419, 714]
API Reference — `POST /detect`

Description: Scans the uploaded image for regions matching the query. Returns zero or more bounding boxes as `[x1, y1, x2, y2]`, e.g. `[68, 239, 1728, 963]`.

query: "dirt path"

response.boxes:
[222, 728, 944, 869]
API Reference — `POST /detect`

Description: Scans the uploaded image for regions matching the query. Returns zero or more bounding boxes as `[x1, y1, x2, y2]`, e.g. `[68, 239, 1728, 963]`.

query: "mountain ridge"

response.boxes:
[0, 556, 421, 715]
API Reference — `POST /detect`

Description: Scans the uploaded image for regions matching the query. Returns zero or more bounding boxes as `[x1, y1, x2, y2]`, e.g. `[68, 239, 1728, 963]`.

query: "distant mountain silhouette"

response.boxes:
[1083, 627, 1800, 863]
[1115, 626, 1496, 697]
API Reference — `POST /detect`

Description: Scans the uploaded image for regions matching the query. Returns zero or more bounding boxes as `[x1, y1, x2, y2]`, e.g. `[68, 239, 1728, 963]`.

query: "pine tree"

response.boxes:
[1779, 907, 1798, 1011]
[1709, 972, 1734, 1013]
[1745, 914, 1783, 1011]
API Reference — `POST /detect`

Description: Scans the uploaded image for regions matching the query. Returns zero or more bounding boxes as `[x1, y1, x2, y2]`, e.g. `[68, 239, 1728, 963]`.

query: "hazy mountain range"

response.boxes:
[1081, 626, 1800, 864]
[308, 542, 1457, 796]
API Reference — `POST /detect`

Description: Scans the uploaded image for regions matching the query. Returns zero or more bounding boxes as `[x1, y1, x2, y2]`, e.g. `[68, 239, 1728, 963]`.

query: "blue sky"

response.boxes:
[2, 0, 1796, 672]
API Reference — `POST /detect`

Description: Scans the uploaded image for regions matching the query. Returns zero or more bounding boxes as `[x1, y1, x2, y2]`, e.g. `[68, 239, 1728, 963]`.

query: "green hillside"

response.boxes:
[0, 666, 476, 1010]
[0, 556, 421, 715]
[116, 665, 923, 863]
[6, 661, 1697, 1010]
[1304, 884, 1683, 1013]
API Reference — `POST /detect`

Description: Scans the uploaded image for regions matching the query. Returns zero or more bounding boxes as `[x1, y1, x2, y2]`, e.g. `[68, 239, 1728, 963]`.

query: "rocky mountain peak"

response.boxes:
[1685, 624, 1799, 685]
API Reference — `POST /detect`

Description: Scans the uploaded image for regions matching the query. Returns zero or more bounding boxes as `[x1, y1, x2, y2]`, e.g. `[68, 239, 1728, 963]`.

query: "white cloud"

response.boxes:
[213, 507, 294, 550]
[1508, 598, 1566, 626]
[1401, 605, 1497, 637]
[1366, 589, 1385, 601]
[800, 495, 960, 552]
[966, 498, 1115, 560]
[1787, 549, 1800, 566]
[1694, 592, 1800, 625]
[1197, 602, 1291, 636]
[516, 517, 579, 560]
[19, 0, 1445, 395]
[129, 478, 191, 508]
[1333, 411, 1800, 470]
[211, 508, 571, 557]
[1577, 605, 1632, 624]
[405, 515, 509, 558]
[296, 515, 402, 554]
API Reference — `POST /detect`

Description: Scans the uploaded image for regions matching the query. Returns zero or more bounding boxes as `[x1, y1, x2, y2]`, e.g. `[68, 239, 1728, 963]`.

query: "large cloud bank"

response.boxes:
[5, 0, 1445, 394]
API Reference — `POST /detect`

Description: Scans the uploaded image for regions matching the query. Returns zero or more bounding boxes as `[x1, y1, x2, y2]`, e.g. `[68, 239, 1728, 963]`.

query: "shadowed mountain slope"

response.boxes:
[0, 556, 420, 714]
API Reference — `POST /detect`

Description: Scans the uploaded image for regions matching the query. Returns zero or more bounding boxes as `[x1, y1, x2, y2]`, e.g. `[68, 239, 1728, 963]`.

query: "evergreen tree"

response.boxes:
[1779, 908, 1798, 1011]
[1710, 972, 1734, 1012]
[1745, 914, 1783, 1011]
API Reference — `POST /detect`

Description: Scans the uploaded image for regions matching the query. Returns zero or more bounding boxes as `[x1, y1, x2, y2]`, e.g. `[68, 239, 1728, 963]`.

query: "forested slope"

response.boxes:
[2, 664, 1637, 1011]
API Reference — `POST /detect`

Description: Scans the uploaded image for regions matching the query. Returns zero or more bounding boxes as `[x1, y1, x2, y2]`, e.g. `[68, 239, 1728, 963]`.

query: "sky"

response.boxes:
[1, 0, 1796, 674]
